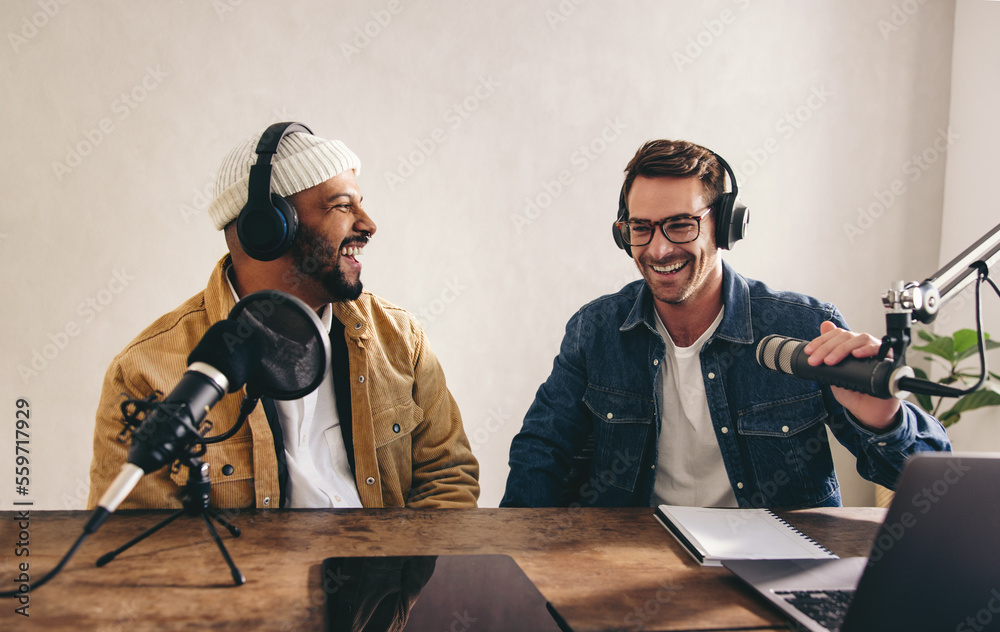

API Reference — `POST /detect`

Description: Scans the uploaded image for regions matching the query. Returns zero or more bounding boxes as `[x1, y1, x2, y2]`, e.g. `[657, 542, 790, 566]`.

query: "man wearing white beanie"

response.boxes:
[88, 123, 480, 510]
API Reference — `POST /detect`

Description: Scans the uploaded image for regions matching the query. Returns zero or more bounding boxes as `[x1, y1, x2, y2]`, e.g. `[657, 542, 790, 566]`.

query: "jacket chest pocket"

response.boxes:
[737, 391, 827, 438]
[372, 398, 422, 448]
[736, 391, 836, 502]
[171, 437, 256, 508]
[583, 386, 653, 492]
[371, 399, 423, 505]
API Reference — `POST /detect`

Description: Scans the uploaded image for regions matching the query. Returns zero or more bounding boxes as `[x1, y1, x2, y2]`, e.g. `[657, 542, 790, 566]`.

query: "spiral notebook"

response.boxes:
[654, 505, 836, 567]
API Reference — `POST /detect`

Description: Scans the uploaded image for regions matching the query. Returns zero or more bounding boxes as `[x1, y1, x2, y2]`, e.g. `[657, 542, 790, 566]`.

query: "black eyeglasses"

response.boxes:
[615, 207, 713, 246]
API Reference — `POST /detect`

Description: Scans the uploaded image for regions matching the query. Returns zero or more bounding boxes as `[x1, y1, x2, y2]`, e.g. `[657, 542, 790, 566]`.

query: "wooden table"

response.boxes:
[0, 507, 885, 631]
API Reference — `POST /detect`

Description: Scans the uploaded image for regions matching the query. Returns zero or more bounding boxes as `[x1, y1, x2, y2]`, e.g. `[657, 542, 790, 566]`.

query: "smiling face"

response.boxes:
[284, 169, 376, 304]
[626, 175, 723, 311]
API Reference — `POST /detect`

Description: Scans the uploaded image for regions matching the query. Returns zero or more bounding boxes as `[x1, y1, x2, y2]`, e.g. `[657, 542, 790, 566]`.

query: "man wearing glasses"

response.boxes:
[501, 139, 949, 509]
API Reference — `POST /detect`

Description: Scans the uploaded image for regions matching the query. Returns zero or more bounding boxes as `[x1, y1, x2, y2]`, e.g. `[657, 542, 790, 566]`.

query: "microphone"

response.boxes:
[88, 289, 329, 532]
[91, 320, 260, 524]
[756, 334, 914, 400]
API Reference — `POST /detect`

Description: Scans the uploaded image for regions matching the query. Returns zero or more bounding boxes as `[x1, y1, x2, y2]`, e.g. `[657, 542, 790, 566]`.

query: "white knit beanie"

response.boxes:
[207, 129, 362, 230]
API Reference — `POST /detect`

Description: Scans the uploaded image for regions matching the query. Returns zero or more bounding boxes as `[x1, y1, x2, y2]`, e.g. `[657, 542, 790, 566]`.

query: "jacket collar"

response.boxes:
[206, 254, 238, 323]
[333, 300, 371, 342]
[620, 259, 755, 345]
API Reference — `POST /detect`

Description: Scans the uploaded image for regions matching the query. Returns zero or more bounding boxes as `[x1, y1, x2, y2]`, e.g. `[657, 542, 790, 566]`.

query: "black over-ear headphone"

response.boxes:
[237, 122, 314, 261]
[612, 150, 749, 255]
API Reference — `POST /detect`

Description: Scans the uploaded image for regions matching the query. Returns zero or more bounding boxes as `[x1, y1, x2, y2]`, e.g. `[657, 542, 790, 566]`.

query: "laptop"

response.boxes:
[724, 452, 1000, 632]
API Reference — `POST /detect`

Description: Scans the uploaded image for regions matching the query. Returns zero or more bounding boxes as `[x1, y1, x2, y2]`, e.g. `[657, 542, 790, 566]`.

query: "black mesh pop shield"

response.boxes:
[227, 290, 331, 400]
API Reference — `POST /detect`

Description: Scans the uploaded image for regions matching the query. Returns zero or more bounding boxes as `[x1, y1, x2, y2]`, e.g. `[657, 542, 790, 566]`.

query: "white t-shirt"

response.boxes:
[651, 307, 738, 508]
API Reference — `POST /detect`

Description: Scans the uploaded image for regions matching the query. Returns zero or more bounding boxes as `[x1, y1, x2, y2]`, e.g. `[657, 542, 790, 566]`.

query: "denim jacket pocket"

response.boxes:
[737, 391, 827, 438]
[582, 385, 653, 493]
[735, 391, 838, 507]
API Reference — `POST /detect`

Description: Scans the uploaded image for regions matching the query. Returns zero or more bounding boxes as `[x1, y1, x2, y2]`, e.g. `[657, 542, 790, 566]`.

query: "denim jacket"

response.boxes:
[502, 261, 951, 509]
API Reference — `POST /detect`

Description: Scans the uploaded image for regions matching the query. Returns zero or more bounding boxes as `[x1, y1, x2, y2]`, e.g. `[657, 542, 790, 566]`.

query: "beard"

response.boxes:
[289, 224, 364, 302]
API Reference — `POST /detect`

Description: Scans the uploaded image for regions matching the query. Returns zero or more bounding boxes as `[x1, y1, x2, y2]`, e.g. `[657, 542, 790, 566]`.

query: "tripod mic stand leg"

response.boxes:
[95, 508, 186, 567]
[200, 511, 246, 585]
[207, 508, 241, 537]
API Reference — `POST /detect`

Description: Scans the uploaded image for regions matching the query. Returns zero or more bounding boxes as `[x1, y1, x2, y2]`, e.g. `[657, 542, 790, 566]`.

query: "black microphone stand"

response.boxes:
[879, 222, 1000, 398]
[94, 455, 246, 586]
[95, 394, 262, 587]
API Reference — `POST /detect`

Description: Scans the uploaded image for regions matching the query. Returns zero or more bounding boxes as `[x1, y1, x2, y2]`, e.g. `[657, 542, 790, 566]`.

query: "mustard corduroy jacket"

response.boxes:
[87, 255, 480, 509]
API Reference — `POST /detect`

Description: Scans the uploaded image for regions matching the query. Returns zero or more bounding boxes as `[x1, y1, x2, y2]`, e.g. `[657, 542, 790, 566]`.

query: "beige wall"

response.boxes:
[2, 0, 979, 510]
[936, 0, 1000, 454]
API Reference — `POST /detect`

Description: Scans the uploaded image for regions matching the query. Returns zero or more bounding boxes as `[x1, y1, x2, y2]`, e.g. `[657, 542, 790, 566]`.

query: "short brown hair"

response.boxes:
[622, 140, 725, 212]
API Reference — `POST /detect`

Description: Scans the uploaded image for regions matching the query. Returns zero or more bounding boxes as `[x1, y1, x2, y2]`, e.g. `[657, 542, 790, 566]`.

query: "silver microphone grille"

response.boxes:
[756, 335, 805, 375]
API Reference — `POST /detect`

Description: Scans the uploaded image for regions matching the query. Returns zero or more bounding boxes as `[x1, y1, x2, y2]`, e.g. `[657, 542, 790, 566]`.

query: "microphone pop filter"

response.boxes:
[228, 290, 331, 400]
[187, 320, 262, 392]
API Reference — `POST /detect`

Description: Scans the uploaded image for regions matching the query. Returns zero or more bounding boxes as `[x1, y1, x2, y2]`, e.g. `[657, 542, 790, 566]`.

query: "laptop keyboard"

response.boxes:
[774, 589, 855, 631]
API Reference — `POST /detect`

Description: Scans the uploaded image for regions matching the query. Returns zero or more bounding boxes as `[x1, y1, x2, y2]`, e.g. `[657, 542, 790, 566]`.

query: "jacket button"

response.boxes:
[222, 464, 234, 476]
[358, 375, 366, 383]
[653, 359, 659, 366]
[707, 372, 716, 379]
[606, 413, 613, 419]
[354, 322, 363, 330]
[721, 427, 729, 434]
[736, 482, 744, 490]
[781, 425, 790, 433]
[393, 423, 400, 433]
[366, 476, 375, 485]
[263, 497, 271, 506]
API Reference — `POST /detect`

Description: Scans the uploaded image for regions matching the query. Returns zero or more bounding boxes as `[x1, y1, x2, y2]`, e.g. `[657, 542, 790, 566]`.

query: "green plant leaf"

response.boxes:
[953, 329, 980, 356]
[909, 329, 1000, 428]
[945, 389, 1000, 416]
[909, 367, 934, 412]
[913, 394, 934, 414]
[912, 336, 955, 362]
[955, 343, 1000, 362]
[915, 329, 941, 343]
[939, 410, 961, 427]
